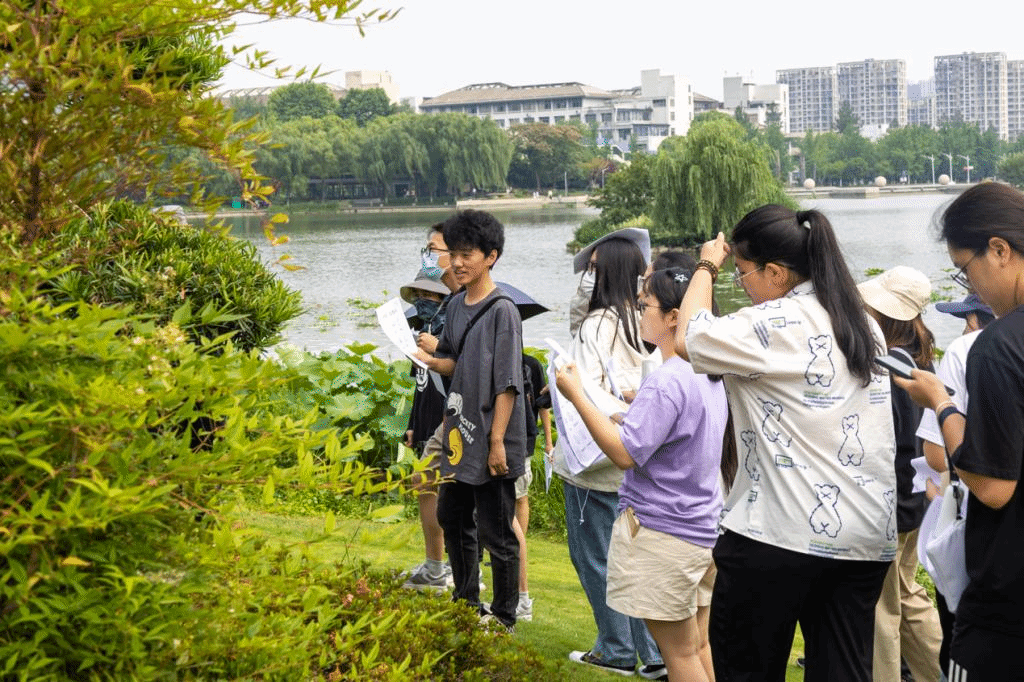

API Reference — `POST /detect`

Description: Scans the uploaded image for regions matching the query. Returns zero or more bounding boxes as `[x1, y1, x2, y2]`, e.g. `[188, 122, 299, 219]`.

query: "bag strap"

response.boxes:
[455, 293, 514, 357]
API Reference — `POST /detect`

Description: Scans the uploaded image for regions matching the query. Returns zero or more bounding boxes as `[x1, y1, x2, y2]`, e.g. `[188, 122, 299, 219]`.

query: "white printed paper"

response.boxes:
[547, 357, 607, 475]
[375, 297, 428, 369]
[544, 449, 553, 493]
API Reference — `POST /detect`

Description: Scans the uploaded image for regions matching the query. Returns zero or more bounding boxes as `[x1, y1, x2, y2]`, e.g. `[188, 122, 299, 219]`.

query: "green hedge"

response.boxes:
[43, 200, 302, 352]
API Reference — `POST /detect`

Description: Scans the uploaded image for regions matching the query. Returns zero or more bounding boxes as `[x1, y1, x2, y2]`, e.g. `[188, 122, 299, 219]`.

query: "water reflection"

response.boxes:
[230, 194, 966, 359]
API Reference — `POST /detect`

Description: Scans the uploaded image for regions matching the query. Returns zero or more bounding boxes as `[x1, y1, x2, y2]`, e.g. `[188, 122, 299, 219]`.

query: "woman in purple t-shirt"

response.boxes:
[556, 267, 731, 682]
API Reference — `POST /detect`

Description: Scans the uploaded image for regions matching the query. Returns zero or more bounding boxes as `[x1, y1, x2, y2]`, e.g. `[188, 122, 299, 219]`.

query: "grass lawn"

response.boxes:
[237, 506, 806, 680]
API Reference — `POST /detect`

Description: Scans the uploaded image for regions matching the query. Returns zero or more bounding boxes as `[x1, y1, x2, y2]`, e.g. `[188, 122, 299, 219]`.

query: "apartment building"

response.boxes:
[723, 77, 790, 133]
[836, 59, 907, 137]
[218, 70, 398, 106]
[1009, 60, 1024, 142]
[907, 79, 936, 128]
[934, 52, 1008, 140]
[420, 69, 693, 153]
[776, 66, 837, 133]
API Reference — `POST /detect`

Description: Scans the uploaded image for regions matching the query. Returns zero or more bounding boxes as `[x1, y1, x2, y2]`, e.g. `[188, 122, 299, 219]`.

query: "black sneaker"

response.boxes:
[638, 663, 668, 680]
[568, 650, 635, 677]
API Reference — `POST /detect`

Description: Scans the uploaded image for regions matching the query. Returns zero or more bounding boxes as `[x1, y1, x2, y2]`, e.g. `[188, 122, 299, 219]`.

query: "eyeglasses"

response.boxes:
[951, 252, 981, 289]
[421, 245, 449, 258]
[636, 274, 648, 297]
[586, 260, 598, 275]
[733, 266, 763, 290]
[636, 298, 671, 315]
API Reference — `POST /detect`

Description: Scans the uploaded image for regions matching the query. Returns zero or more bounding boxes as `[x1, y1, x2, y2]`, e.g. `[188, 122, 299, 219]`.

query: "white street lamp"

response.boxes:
[942, 153, 954, 182]
[923, 155, 935, 185]
[959, 154, 972, 184]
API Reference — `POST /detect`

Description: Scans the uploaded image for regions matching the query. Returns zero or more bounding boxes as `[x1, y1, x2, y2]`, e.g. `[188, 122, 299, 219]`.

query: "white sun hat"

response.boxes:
[858, 266, 932, 321]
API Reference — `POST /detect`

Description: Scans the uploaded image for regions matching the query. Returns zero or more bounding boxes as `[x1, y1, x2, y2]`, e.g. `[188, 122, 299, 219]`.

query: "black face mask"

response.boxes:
[414, 298, 441, 325]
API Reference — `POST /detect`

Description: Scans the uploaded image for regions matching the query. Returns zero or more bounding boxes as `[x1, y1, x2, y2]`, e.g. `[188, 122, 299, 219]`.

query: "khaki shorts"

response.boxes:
[514, 464, 533, 499]
[606, 509, 716, 622]
[420, 423, 444, 471]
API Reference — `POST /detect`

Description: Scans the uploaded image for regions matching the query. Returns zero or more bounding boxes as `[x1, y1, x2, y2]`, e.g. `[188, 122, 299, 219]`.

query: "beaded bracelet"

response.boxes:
[695, 259, 719, 283]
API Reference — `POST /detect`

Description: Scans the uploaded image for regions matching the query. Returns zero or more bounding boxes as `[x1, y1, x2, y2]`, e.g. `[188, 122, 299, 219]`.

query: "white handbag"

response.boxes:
[922, 474, 969, 613]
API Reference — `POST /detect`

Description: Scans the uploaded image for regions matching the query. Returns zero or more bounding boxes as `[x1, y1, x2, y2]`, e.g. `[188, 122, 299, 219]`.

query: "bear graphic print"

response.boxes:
[882, 489, 897, 541]
[837, 414, 865, 466]
[805, 334, 836, 388]
[741, 430, 759, 482]
[760, 400, 792, 447]
[809, 483, 842, 538]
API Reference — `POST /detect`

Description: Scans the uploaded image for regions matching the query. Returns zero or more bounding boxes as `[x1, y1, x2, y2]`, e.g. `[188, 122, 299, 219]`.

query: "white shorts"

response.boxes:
[606, 509, 716, 622]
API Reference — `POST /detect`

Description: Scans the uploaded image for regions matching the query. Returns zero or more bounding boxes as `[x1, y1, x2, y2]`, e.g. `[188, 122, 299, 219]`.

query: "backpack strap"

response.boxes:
[454, 294, 514, 357]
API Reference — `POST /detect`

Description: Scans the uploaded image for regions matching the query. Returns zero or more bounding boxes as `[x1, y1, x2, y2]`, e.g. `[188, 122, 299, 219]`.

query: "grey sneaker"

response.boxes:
[479, 613, 515, 634]
[515, 596, 533, 622]
[401, 563, 452, 590]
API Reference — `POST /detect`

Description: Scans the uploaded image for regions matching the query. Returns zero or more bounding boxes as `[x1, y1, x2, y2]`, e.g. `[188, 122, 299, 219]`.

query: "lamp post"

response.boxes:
[959, 154, 972, 184]
[942, 153, 954, 182]
[600, 167, 607, 188]
[924, 154, 935, 185]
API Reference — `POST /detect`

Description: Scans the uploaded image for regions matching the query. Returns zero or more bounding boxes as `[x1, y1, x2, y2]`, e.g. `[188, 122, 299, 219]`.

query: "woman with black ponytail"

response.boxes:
[676, 206, 897, 682]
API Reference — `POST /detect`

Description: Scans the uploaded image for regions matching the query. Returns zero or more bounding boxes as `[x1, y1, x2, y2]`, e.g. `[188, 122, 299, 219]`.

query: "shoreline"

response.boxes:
[189, 183, 971, 220]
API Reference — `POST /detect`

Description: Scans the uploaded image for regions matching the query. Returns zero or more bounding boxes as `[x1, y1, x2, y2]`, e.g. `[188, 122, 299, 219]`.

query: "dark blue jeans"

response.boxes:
[437, 477, 519, 626]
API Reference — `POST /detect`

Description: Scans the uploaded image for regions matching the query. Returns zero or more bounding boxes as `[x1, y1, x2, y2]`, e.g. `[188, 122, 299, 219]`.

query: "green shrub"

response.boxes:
[0, 275, 381, 680]
[43, 200, 302, 351]
[180, 553, 547, 681]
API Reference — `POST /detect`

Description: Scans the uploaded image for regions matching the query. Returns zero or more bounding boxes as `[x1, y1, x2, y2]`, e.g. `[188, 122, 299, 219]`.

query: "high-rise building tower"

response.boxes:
[1008, 60, 1024, 142]
[836, 59, 907, 137]
[934, 52, 1008, 140]
[776, 66, 837, 133]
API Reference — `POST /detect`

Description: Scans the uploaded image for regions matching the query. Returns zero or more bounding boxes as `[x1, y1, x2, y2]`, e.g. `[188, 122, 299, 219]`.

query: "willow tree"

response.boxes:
[0, 0, 397, 243]
[413, 113, 511, 197]
[651, 115, 793, 244]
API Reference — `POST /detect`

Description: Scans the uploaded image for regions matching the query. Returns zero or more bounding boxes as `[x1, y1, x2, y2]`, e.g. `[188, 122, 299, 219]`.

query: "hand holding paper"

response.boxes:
[375, 298, 428, 369]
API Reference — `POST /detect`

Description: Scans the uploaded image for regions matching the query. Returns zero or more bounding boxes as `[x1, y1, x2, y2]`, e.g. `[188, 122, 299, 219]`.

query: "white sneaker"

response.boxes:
[401, 562, 452, 591]
[515, 596, 533, 622]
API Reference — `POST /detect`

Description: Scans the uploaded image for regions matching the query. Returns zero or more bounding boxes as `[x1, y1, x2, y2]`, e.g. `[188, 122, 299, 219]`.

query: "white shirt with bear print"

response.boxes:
[686, 281, 897, 562]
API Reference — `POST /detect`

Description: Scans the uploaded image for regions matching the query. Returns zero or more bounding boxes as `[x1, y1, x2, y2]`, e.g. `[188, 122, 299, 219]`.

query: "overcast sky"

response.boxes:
[220, 1, 1021, 102]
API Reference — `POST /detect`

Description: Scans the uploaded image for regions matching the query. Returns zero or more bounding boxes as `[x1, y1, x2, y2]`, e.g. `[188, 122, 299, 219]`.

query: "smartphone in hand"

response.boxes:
[873, 354, 955, 396]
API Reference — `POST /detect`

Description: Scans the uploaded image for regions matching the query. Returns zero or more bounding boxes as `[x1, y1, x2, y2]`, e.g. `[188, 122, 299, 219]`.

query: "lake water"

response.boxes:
[229, 194, 968, 359]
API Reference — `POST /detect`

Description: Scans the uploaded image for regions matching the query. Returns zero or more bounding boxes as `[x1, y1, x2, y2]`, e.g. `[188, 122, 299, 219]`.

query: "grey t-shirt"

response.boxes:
[435, 287, 526, 485]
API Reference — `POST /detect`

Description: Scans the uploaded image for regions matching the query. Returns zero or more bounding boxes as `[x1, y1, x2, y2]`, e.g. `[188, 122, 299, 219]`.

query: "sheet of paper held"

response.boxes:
[375, 298, 428, 370]
[545, 337, 611, 475]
